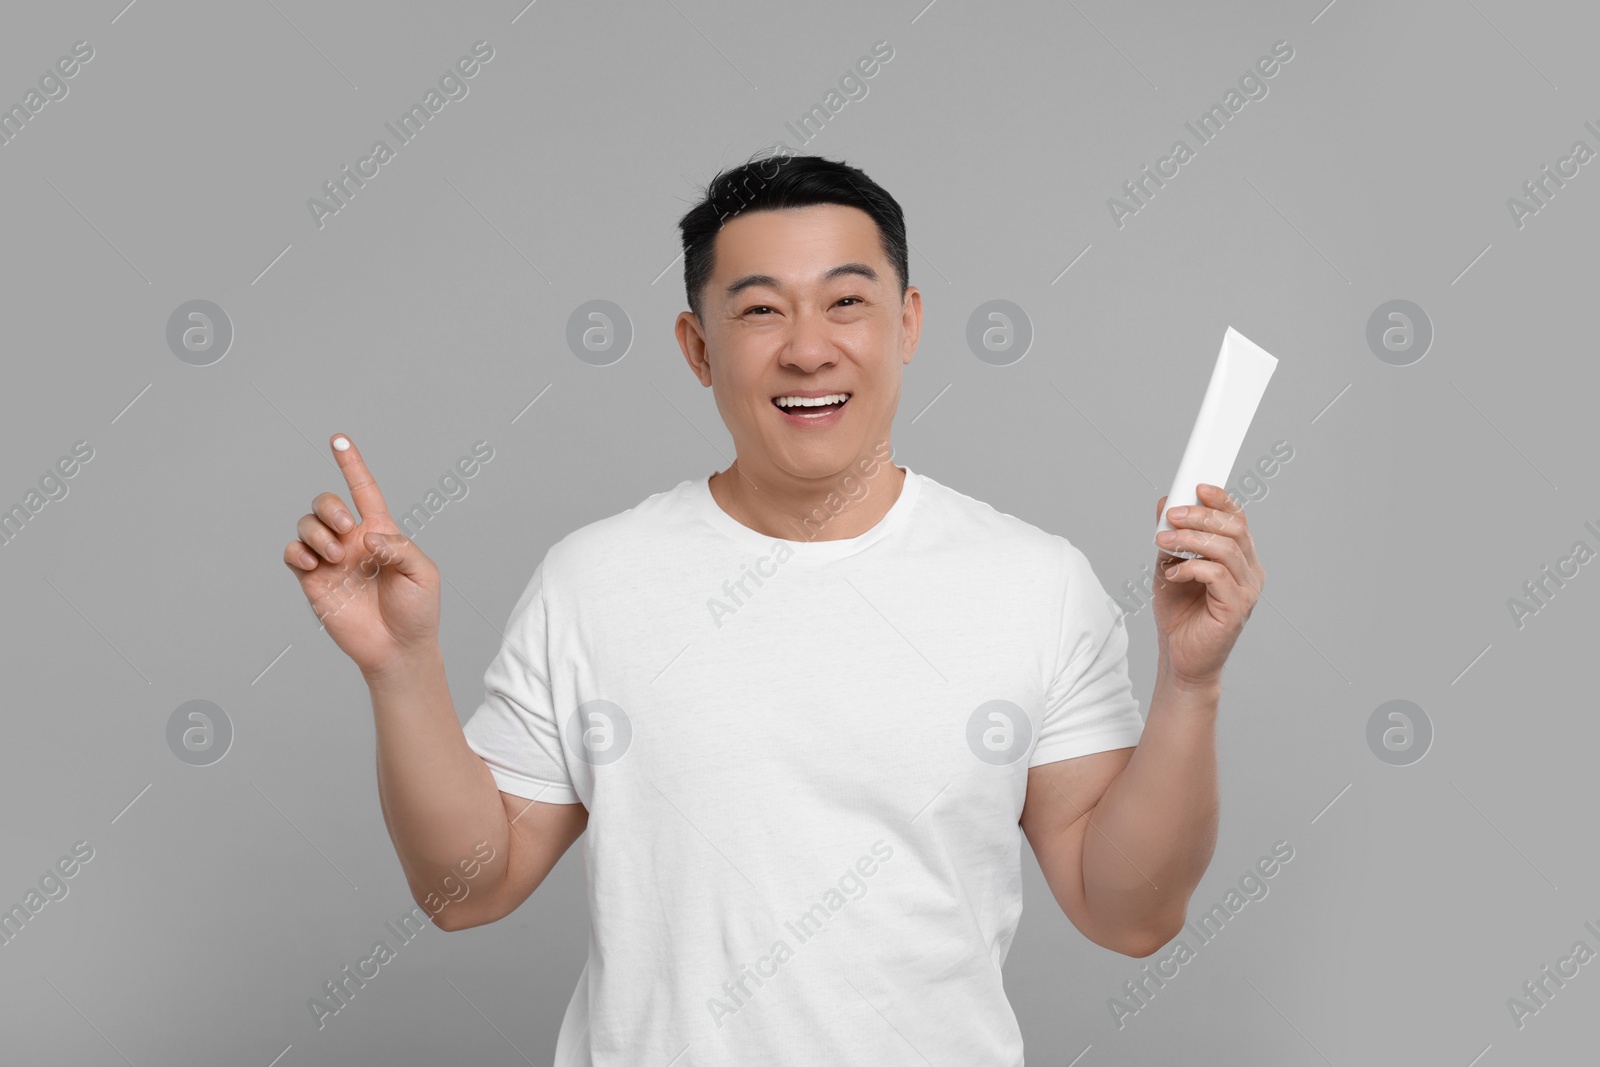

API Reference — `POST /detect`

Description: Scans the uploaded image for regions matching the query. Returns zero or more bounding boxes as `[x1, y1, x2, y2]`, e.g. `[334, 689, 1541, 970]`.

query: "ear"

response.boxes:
[675, 311, 713, 387]
[900, 285, 922, 366]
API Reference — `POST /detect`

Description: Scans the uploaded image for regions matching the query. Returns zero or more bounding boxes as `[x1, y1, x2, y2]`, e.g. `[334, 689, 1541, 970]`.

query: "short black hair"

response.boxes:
[676, 151, 909, 323]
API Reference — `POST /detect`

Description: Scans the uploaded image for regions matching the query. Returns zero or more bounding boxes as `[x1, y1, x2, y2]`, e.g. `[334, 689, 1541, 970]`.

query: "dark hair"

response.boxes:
[676, 152, 909, 323]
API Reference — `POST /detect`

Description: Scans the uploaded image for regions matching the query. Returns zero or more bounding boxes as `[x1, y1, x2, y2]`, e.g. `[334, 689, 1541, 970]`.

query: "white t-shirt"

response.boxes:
[462, 464, 1145, 1066]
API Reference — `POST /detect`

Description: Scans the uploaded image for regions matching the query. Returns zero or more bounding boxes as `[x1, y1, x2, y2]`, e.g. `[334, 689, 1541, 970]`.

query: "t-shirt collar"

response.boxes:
[693, 463, 920, 563]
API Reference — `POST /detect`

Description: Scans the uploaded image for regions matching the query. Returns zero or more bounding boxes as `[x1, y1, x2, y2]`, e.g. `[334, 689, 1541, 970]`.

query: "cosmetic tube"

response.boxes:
[1155, 326, 1279, 558]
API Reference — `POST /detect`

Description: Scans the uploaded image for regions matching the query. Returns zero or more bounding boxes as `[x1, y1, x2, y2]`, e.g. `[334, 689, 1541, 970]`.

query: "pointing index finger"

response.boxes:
[330, 434, 390, 523]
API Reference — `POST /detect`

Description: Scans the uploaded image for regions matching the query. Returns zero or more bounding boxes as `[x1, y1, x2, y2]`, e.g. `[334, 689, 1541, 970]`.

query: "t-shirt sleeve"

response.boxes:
[460, 559, 582, 804]
[1030, 540, 1145, 767]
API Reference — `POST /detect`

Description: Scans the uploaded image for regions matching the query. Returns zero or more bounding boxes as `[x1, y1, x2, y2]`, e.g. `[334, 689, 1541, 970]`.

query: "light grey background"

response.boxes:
[2, 0, 1595, 1063]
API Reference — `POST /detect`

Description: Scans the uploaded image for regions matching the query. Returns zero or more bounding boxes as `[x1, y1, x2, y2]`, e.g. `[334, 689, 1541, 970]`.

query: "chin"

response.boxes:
[779, 440, 870, 475]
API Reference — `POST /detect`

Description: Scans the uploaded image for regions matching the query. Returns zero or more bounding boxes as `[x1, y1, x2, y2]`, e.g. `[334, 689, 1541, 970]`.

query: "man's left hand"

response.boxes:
[1151, 483, 1266, 687]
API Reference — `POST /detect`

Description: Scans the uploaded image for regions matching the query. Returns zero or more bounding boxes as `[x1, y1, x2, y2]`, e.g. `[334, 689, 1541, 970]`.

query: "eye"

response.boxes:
[744, 298, 861, 315]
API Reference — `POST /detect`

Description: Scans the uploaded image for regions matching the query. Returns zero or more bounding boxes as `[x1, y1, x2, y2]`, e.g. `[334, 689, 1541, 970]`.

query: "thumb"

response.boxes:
[363, 531, 426, 578]
[1154, 494, 1168, 522]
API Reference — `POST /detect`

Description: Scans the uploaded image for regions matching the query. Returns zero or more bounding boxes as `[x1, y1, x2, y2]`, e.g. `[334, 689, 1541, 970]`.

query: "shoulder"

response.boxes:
[539, 477, 700, 590]
[911, 470, 1087, 570]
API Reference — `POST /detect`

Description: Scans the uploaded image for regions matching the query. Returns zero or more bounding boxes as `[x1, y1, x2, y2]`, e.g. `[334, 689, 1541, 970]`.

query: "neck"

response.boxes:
[709, 452, 905, 542]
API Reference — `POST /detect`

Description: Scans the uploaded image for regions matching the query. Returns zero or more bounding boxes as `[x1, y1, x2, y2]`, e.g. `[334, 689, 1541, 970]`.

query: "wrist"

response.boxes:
[1154, 658, 1223, 704]
[362, 643, 445, 691]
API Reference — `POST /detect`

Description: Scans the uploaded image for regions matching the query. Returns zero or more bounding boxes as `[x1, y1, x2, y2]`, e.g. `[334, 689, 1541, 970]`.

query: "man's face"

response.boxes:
[677, 203, 920, 482]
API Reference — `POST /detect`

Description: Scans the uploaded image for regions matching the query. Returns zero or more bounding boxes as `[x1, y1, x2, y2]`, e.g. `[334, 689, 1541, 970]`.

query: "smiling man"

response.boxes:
[283, 153, 1265, 1065]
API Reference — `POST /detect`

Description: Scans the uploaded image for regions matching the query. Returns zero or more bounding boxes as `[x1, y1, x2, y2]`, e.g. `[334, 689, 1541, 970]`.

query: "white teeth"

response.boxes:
[774, 393, 850, 408]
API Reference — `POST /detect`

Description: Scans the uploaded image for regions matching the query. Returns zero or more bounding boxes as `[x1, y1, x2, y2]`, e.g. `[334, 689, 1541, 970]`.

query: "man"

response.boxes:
[282, 153, 1265, 1065]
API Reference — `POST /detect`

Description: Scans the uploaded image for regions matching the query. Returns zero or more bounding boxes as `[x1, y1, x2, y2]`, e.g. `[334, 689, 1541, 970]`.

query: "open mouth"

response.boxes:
[772, 392, 851, 418]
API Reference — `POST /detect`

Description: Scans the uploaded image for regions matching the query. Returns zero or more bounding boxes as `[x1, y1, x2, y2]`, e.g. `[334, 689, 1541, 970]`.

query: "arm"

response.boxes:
[365, 647, 588, 932]
[1020, 668, 1219, 957]
[283, 432, 586, 935]
[1022, 483, 1262, 956]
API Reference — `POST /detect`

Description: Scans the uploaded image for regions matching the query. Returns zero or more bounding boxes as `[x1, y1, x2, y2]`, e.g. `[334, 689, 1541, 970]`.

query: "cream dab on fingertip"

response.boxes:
[332, 436, 350, 451]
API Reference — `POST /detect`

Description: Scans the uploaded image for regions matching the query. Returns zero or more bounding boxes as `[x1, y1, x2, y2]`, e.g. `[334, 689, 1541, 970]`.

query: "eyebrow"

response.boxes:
[723, 262, 880, 300]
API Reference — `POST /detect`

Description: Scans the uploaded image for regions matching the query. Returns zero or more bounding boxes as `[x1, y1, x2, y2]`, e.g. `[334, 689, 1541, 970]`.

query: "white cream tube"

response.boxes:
[1154, 326, 1279, 558]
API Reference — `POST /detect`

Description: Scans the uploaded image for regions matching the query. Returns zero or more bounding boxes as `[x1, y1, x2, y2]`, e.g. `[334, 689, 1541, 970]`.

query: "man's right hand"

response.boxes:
[283, 434, 441, 677]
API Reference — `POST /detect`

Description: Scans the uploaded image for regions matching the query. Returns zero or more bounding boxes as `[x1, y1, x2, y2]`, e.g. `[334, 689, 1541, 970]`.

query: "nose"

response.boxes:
[779, 305, 839, 374]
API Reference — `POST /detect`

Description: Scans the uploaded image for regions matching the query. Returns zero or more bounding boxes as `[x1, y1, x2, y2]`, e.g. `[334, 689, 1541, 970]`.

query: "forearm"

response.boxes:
[364, 646, 513, 916]
[1081, 661, 1221, 950]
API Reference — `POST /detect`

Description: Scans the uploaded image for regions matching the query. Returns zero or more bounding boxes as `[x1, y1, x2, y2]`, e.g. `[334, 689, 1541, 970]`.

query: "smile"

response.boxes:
[772, 392, 851, 420]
